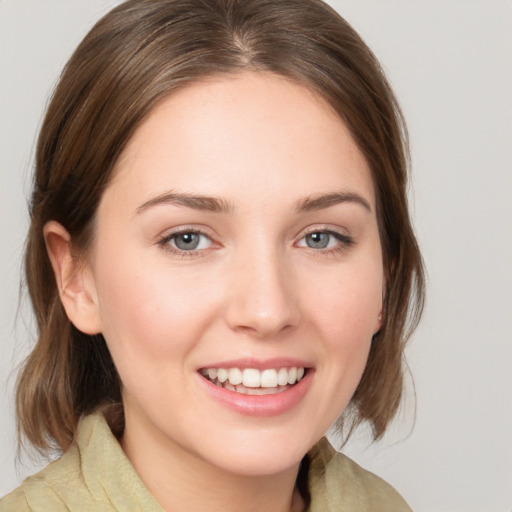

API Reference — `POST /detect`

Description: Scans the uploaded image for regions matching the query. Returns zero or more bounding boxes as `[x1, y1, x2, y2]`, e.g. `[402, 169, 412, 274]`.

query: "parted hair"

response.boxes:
[18, 0, 424, 454]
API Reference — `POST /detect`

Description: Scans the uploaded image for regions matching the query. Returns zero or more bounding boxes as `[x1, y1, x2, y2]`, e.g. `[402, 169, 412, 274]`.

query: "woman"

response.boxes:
[1, 0, 424, 510]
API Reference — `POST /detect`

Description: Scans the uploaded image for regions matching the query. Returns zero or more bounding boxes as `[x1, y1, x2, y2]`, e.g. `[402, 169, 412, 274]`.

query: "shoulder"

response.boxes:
[0, 446, 93, 512]
[0, 413, 162, 512]
[307, 438, 413, 512]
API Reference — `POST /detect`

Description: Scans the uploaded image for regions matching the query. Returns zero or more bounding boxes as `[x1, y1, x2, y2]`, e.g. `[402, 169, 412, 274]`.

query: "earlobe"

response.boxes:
[44, 221, 102, 335]
[372, 310, 383, 338]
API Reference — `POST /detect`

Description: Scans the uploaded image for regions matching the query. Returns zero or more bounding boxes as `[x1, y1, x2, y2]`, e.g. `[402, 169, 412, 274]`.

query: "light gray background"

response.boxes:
[1, 1, 511, 511]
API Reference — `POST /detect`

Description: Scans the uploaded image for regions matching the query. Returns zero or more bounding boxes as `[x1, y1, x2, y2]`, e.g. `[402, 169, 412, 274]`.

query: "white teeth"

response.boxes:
[202, 366, 306, 389]
[260, 369, 278, 388]
[217, 368, 228, 383]
[227, 368, 243, 386]
[242, 368, 261, 388]
[277, 368, 289, 386]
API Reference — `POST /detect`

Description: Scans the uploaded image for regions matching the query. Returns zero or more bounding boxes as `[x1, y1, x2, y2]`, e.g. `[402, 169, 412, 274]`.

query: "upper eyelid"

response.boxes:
[297, 224, 351, 239]
[302, 227, 343, 235]
[158, 225, 216, 240]
[297, 230, 352, 242]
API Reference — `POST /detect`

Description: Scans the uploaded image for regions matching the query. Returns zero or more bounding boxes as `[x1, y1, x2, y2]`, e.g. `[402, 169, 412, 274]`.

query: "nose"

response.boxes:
[225, 247, 300, 338]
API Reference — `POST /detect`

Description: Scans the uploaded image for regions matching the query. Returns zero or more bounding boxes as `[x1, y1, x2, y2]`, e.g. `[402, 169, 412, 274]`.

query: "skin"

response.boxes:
[46, 72, 383, 512]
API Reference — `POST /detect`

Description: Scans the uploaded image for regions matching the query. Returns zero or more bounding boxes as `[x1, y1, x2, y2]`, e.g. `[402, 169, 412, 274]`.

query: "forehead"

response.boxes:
[106, 71, 375, 211]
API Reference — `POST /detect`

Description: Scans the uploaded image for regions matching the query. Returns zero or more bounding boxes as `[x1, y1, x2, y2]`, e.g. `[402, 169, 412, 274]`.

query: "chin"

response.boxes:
[187, 425, 319, 477]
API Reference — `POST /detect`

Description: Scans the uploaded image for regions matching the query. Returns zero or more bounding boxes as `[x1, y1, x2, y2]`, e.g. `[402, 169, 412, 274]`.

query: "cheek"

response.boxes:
[93, 254, 220, 379]
[310, 263, 383, 344]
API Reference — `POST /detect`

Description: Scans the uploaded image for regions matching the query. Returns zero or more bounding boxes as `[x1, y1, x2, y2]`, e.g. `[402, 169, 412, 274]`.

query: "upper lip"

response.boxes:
[197, 357, 312, 371]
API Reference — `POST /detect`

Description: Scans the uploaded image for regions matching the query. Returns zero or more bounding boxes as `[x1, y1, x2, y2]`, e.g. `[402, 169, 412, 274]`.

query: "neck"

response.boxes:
[121, 413, 305, 512]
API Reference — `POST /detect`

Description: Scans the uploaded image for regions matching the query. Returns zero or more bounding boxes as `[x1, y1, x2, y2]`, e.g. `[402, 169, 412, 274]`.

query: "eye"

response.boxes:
[159, 230, 213, 252]
[303, 232, 333, 249]
[297, 230, 353, 251]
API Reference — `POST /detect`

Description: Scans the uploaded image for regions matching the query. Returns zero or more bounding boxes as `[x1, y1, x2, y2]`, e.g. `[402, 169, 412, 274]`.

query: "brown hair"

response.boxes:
[18, 0, 424, 454]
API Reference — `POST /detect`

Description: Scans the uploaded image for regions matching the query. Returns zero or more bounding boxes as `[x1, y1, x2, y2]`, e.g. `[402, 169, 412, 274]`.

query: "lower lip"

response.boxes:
[198, 370, 313, 417]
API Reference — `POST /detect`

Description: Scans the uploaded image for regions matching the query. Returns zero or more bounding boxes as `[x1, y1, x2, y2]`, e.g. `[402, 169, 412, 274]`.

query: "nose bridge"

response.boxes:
[225, 237, 299, 337]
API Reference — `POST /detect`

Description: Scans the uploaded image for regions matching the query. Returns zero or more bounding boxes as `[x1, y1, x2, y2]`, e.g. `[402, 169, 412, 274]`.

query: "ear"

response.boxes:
[372, 273, 386, 336]
[374, 309, 383, 334]
[44, 221, 102, 335]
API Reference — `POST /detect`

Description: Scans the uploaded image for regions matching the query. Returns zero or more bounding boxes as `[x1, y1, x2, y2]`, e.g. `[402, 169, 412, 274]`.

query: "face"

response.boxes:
[82, 72, 383, 477]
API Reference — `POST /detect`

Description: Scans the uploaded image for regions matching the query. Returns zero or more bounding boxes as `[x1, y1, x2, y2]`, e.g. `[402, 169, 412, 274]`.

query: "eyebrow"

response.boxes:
[135, 189, 371, 216]
[135, 191, 235, 215]
[294, 191, 372, 213]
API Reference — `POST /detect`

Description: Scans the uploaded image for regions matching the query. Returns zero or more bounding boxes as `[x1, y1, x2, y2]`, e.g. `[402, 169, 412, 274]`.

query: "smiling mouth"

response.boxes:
[199, 367, 306, 396]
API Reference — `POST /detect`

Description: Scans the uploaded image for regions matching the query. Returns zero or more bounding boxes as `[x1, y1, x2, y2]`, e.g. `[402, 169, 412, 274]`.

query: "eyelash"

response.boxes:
[157, 228, 215, 258]
[297, 228, 354, 256]
[156, 227, 354, 257]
